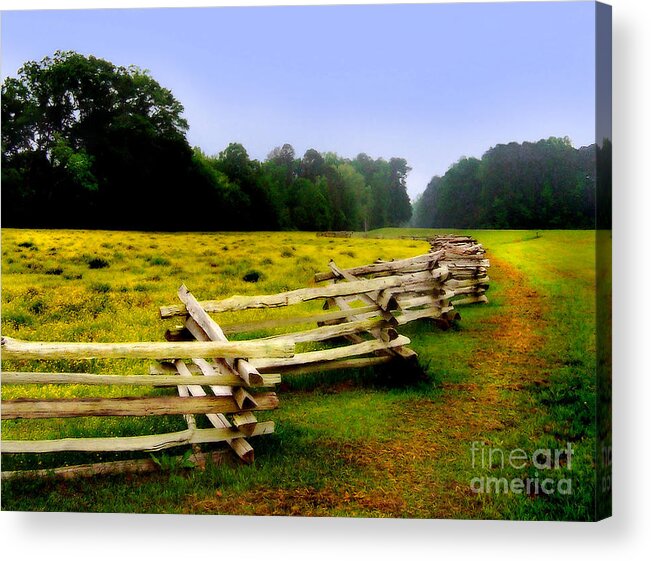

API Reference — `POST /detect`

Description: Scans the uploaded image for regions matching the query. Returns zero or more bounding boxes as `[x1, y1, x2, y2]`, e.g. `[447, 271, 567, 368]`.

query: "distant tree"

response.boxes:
[289, 177, 332, 231]
[267, 143, 296, 165]
[213, 143, 277, 230]
[441, 157, 482, 227]
[412, 175, 441, 228]
[190, 148, 251, 230]
[333, 163, 368, 230]
[353, 153, 376, 178]
[258, 159, 293, 229]
[388, 157, 413, 226]
[299, 148, 326, 181]
[216, 143, 257, 184]
[267, 143, 296, 186]
[367, 159, 391, 229]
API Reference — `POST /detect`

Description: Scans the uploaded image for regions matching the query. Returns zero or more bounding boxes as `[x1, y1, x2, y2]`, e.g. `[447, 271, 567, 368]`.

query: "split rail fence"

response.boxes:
[1, 334, 290, 465]
[431, 235, 491, 306]
[1, 234, 489, 476]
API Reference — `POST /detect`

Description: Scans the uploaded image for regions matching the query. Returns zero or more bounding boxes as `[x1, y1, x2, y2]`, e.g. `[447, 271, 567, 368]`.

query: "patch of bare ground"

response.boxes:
[185, 485, 407, 517]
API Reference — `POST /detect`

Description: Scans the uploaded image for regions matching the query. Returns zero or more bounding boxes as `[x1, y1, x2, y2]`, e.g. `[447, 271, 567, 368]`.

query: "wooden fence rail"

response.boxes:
[429, 235, 491, 305]
[0, 336, 293, 360]
[1, 323, 291, 462]
[2, 371, 281, 387]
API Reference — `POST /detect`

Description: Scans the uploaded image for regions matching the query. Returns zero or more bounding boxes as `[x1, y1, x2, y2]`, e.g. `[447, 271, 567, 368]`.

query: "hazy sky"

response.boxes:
[1, 2, 596, 198]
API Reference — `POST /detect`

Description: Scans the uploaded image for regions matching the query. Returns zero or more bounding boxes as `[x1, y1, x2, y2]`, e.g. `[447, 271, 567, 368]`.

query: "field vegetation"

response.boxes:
[1, 228, 599, 520]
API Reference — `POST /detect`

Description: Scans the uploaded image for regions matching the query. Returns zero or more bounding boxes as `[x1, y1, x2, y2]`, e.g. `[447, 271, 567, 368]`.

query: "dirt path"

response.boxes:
[186, 256, 551, 517]
[410, 255, 550, 517]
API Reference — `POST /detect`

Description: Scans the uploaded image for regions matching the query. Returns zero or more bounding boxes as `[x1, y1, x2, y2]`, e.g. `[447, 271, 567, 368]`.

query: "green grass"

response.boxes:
[0, 228, 602, 520]
[397, 228, 599, 519]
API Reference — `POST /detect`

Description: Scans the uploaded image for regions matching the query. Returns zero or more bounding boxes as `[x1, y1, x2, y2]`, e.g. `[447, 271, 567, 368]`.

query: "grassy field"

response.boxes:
[0, 228, 600, 520]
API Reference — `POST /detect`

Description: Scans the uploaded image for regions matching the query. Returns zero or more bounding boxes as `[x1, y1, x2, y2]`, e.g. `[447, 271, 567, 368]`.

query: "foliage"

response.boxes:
[3, 51, 604, 233]
[1, 50, 202, 229]
[413, 137, 598, 229]
[2, 51, 413, 232]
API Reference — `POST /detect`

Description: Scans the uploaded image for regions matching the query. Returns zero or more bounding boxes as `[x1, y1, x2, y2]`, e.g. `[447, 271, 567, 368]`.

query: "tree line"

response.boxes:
[412, 137, 604, 230]
[2, 51, 604, 232]
[1, 51, 412, 231]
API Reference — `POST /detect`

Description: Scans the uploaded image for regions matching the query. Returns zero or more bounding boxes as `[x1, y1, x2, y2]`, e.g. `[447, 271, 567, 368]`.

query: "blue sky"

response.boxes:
[1, 2, 596, 198]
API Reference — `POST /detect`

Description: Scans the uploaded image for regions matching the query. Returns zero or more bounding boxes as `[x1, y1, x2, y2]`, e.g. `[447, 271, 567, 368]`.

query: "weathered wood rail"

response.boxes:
[162, 282, 417, 377]
[430, 235, 490, 305]
[1, 336, 293, 360]
[1, 331, 289, 466]
[313, 234, 490, 328]
[1, 235, 489, 477]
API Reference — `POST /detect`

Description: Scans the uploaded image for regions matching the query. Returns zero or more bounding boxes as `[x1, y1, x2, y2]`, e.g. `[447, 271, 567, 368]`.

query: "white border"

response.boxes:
[1, 1, 650, 559]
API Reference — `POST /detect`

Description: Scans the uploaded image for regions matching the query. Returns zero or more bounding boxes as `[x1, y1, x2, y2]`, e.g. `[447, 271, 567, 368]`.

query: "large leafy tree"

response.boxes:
[213, 143, 277, 230]
[2, 50, 196, 228]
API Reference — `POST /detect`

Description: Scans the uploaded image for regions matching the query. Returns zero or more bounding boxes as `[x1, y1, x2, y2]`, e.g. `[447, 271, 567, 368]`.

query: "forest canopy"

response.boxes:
[412, 137, 602, 230]
[2, 51, 601, 232]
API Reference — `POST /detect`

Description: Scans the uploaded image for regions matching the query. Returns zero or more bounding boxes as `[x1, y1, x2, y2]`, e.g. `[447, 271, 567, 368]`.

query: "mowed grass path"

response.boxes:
[1, 229, 598, 520]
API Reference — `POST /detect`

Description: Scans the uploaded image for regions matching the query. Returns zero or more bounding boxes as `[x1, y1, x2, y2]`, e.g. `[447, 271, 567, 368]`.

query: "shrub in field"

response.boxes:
[243, 270, 262, 283]
[28, 300, 47, 315]
[86, 257, 110, 269]
[44, 267, 64, 275]
[297, 255, 315, 264]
